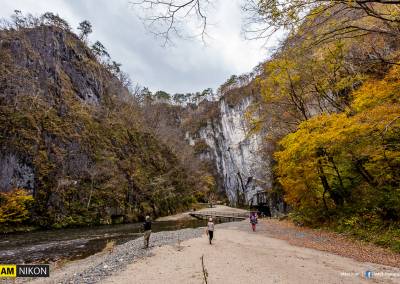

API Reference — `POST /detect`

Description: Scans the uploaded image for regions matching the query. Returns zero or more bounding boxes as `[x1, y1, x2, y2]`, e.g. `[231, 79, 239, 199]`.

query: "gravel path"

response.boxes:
[100, 221, 400, 284]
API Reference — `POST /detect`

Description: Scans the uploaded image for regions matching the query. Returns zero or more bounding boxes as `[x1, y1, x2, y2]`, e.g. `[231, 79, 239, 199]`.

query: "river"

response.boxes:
[0, 219, 215, 264]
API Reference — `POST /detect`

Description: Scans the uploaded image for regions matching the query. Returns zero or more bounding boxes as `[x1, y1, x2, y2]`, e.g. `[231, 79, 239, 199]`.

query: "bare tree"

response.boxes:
[130, 0, 212, 45]
[131, 0, 400, 45]
[242, 1, 400, 43]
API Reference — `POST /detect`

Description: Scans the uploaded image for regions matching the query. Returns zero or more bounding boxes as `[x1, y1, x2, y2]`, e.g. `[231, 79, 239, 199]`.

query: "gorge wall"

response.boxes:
[0, 24, 203, 228]
[186, 95, 275, 208]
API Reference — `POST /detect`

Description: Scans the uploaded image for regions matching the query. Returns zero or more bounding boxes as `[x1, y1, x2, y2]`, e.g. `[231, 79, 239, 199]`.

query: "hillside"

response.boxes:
[0, 20, 209, 229]
[244, 4, 400, 251]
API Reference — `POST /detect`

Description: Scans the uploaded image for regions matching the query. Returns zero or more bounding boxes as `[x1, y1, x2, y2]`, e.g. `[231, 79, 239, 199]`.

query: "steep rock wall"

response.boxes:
[0, 25, 199, 226]
[190, 97, 272, 205]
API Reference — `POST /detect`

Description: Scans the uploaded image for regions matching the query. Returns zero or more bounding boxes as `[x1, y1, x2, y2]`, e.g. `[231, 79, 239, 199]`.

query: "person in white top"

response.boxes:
[206, 217, 215, 244]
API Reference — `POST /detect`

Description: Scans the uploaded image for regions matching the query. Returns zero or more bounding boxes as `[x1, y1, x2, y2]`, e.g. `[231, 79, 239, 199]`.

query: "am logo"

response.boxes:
[0, 265, 16, 277]
[0, 264, 49, 278]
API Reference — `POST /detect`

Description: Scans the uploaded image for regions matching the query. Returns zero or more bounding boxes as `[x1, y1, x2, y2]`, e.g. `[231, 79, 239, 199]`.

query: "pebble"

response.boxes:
[64, 227, 204, 284]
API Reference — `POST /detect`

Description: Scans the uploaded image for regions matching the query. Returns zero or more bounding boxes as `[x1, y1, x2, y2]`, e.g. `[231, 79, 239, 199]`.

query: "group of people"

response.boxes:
[204, 211, 259, 244]
[142, 211, 259, 248]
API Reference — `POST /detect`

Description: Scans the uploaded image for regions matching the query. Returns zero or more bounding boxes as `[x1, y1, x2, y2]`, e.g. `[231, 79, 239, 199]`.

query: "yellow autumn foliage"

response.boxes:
[275, 65, 400, 223]
[0, 189, 34, 224]
[352, 65, 400, 112]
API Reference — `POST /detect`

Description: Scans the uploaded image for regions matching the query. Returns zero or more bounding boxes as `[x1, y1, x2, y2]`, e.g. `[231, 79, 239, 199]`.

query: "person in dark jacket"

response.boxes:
[143, 215, 152, 248]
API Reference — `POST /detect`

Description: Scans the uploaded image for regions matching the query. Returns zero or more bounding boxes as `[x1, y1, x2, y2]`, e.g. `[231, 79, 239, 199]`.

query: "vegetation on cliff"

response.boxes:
[275, 67, 400, 251]
[251, 2, 400, 251]
[0, 12, 214, 229]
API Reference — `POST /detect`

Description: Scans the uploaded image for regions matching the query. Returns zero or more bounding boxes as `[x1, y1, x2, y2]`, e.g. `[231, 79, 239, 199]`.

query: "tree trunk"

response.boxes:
[87, 177, 94, 209]
[317, 160, 332, 208]
[354, 159, 377, 187]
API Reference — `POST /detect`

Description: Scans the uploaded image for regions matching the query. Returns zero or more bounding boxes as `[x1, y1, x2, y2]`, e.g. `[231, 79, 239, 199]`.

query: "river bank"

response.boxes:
[4, 203, 399, 284]
[0, 205, 243, 264]
[12, 218, 399, 284]
[0, 203, 206, 235]
[0, 218, 212, 264]
[19, 227, 204, 284]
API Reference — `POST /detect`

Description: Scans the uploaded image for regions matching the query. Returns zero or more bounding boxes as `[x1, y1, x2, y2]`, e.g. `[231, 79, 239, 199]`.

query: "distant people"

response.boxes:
[250, 212, 258, 232]
[206, 217, 215, 244]
[143, 215, 152, 248]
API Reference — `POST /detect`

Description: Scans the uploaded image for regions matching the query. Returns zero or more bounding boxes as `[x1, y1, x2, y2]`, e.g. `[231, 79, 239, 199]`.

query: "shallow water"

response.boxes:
[0, 219, 213, 264]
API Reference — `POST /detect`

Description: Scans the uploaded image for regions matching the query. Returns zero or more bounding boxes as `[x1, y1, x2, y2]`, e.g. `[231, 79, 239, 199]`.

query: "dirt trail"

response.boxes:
[101, 221, 400, 284]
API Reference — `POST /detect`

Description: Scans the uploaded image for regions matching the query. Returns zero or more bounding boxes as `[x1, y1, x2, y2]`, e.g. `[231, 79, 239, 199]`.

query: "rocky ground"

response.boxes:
[21, 228, 204, 284]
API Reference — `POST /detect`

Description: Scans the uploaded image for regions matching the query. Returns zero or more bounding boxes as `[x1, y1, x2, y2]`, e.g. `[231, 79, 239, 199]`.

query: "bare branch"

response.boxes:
[130, 0, 400, 46]
[130, 0, 213, 45]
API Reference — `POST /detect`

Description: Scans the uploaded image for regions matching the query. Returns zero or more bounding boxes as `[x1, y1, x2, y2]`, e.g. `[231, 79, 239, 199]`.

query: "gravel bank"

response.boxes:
[25, 227, 204, 284]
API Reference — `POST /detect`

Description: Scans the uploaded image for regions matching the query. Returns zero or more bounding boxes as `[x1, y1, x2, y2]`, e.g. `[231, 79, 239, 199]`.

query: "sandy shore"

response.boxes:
[101, 221, 400, 284]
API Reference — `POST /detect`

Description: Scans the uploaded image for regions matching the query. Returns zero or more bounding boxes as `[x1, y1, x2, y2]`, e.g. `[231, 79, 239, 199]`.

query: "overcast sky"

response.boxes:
[1, 0, 279, 94]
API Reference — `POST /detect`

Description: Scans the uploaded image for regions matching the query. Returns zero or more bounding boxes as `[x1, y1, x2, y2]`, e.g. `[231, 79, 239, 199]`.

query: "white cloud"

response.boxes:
[0, 0, 280, 94]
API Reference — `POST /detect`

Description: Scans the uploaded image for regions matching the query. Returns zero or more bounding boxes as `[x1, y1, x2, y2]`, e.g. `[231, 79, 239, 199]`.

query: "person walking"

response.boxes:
[143, 215, 152, 248]
[206, 217, 215, 244]
[250, 212, 258, 232]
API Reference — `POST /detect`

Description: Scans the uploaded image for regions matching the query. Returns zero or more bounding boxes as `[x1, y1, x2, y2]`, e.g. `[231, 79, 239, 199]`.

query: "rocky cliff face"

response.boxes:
[188, 96, 272, 206]
[0, 153, 34, 192]
[0, 25, 199, 227]
[0, 26, 113, 195]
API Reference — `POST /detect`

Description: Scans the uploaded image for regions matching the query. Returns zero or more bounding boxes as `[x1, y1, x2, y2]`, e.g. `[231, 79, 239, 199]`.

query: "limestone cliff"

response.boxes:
[185, 90, 281, 211]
